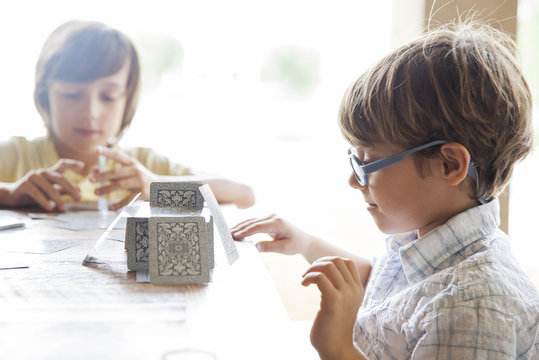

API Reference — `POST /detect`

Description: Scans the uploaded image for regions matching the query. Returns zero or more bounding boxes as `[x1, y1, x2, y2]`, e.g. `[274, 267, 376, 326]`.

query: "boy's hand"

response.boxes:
[302, 256, 366, 360]
[4, 159, 83, 212]
[230, 214, 312, 255]
[89, 147, 156, 210]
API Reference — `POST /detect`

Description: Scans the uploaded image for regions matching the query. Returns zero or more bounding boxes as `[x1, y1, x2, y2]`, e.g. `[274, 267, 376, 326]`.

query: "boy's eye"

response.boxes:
[357, 157, 373, 166]
[101, 92, 124, 102]
[351, 153, 369, 166]
[352, 149, 370, 165]
[101, 94, 117, 102]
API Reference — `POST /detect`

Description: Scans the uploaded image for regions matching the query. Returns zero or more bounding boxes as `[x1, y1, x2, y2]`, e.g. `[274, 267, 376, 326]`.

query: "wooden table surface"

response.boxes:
[0, 206, 306, 360]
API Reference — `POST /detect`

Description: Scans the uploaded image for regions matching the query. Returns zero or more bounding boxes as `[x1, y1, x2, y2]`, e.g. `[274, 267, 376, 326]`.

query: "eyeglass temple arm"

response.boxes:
[467, 161, 487, 204]
[362, 140, 447, 173]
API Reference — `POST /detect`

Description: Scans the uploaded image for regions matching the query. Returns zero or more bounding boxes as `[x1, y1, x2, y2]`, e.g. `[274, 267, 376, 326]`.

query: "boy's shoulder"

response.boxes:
[357, 216, 539, 358]
[356, 242, 539, 359]
[120, 145, 153, 157]
[4, 135, 49, 148]
[448, 244, 539, 308]
[408, 227, 539, 309]
[408, 237, 539, 343]
[401, 225, 539, 325]
[411, 241, 538, 352]
[120, 145, 191, 176]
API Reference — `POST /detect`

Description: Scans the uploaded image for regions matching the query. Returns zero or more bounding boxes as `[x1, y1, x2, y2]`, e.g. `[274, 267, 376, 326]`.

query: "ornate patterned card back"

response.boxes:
[148, 216, 210, 284]
[126, 218, 150, 271]
[150, 182, 204, 212]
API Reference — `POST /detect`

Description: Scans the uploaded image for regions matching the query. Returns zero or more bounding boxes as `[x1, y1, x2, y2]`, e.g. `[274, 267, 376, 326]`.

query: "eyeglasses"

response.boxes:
[348, 140, 485, 203]
[347, 140, 446, 186]
[350, 139, 477, 179]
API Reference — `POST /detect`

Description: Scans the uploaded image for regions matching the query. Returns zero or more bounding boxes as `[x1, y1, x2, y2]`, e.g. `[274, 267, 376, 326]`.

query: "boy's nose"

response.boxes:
[81, 94, 101, 120]
[348, 173, 364, 189]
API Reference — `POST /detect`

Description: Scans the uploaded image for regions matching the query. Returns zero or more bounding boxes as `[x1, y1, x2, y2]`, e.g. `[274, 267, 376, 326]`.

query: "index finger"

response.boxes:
[52, 159, 85, 174]
[42, 171, 81, 202]
[302, 259, 348, 290]
[312, 257, 361, 286]
[301, 271, 337, 302]
[230, 214, 275, 233]
[230, 215, 283, 240]
[97, 146, 133, 166]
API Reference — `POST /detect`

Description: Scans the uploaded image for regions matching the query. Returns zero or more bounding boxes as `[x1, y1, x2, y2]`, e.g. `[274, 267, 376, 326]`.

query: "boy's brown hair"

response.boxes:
[339, 21, 533, 202]
[34, 20, 141, 142]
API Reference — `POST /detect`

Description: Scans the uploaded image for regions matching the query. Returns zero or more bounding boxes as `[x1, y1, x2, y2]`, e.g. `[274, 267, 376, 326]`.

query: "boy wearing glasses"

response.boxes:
[231, 21, 539, 360]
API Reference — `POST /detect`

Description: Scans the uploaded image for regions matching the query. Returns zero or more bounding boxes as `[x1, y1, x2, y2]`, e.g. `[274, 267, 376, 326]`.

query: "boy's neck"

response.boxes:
[417, 196, 480, 238]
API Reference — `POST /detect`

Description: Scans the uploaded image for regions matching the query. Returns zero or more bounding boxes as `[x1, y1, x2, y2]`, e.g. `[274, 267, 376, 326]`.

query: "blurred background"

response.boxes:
[0, 0, 537, 320]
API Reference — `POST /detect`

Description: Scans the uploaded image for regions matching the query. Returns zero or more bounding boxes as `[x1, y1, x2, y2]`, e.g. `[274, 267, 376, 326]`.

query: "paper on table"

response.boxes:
[0, 211, 27, 231]
[28, 203, 124, 232]
[0, 265, 28, 270]
[199, 184, 239, 265]
[0, 217, 25, 231]
[54, 211, 122, 231]
[0, 239, 77, 254]
[0, 254, 30, 270]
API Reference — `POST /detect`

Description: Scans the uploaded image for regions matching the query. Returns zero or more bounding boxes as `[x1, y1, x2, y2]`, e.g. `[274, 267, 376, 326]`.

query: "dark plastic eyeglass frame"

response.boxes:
[347, 140, 482, 203]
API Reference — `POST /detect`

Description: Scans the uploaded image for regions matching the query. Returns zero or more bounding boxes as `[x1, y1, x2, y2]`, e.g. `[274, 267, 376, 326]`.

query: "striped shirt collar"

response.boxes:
[387, 199, 500, 285]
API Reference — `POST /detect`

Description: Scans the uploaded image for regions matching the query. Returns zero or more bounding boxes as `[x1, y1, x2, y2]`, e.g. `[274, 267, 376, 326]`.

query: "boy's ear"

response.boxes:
[439, 143, 471, 186]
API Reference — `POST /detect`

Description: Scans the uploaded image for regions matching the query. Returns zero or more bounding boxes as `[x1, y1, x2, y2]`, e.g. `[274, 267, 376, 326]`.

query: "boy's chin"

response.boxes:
[372, 217, 414, 236]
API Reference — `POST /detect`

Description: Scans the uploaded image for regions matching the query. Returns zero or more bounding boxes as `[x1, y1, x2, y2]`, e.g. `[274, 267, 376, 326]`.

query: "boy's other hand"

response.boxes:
[4, 159, 83, 212]
[89, 147, 156, 211]
[302, 256, 366, 360]
[230, 214, 312, 255]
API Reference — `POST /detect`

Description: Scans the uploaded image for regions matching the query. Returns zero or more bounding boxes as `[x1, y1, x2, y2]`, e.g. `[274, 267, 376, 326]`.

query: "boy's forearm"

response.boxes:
[154, 175, 255, 209]
[303, 236, 372, 288]
[202, 178, 255, 209]
[0, 185, 13, 207]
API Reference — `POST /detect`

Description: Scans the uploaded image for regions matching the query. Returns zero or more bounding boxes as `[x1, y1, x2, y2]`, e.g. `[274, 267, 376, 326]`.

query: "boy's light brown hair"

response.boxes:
[339, 21, 533, 202]
[34, 20, 141, 142]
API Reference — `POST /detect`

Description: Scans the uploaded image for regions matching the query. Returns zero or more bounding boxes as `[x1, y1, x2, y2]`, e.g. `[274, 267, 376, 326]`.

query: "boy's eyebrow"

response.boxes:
[99, 81, 125, 88]
[53, 80, 125, 88]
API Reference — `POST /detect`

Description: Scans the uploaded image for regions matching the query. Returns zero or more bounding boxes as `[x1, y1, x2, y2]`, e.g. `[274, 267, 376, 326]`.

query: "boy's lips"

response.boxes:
[74, 128, 101, 136]
[365, 200, 377, 210]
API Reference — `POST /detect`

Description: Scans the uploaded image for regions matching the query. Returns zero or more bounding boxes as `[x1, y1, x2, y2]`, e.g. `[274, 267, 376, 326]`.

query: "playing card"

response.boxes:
[82, 194, 141, 265]
[148, 216, 210, 284]
[126, 217, 150, 271]
[207, 216, 214, 269]
[124, 201, 151, 250]
[199, 184, 239, 265]
[150, 182, 204, 212]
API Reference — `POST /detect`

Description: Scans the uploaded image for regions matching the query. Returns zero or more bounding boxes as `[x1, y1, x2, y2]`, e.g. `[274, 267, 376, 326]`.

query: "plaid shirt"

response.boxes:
[354, 199, 539, 359]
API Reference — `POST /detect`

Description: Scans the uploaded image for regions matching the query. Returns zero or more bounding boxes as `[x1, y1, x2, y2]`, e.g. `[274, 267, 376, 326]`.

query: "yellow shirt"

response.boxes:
[0, 136, 192, 201]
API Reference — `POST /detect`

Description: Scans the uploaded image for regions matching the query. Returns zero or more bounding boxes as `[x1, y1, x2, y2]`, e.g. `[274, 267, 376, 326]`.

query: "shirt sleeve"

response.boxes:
[0, 138, 19, 182]
[412, 304, 517, 359]
[0, 136, 58, 182]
